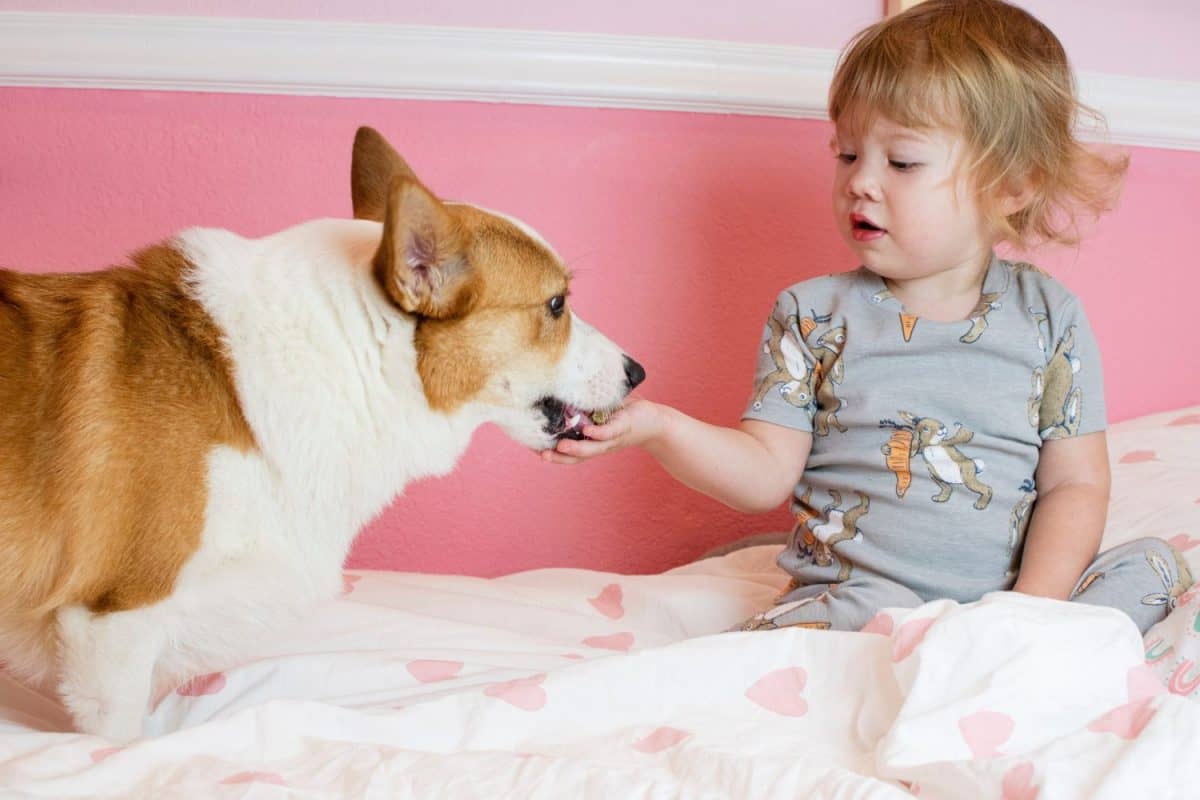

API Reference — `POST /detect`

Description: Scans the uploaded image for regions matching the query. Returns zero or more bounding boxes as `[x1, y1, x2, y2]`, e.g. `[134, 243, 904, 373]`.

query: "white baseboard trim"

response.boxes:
[2, 12, 1196, 152]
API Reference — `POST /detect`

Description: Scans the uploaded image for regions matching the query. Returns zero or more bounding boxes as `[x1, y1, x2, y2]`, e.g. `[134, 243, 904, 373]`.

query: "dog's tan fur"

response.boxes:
[0, 246, 256, 678]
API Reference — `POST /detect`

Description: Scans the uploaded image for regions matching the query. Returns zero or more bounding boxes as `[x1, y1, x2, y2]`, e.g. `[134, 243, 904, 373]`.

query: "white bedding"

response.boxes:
[2, 405, 1199, 798]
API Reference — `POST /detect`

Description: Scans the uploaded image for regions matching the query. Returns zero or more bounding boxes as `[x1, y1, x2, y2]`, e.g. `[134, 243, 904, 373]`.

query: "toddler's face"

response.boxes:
[831, 115, 994, 283]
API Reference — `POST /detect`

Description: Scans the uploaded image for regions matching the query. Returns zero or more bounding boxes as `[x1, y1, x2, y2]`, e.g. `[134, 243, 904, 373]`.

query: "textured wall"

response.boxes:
[2, 87, 1198, 577]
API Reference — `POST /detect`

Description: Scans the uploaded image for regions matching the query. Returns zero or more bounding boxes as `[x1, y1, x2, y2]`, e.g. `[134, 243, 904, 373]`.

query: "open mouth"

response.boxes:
[850, 213, 886, 234]
[536, 397, 615, 440]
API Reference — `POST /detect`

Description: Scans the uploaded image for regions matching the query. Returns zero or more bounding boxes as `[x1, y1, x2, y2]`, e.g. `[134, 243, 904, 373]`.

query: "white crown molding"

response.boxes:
[1, 12, 1197, 152]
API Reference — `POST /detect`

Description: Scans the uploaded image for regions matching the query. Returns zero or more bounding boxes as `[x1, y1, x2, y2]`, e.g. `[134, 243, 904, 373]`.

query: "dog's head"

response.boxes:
[351, 126, 644, 450]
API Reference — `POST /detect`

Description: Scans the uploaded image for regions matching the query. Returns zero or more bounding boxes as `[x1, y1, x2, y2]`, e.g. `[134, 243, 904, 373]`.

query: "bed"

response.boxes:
[1, 405, 1198, 798]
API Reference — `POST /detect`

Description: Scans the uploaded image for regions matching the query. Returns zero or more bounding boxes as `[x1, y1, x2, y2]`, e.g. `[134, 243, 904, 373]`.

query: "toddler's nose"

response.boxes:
[846, 166, 882, 202]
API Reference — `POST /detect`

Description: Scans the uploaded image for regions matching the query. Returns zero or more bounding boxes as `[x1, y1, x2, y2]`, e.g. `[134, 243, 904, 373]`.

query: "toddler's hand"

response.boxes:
[540, 397, 663, 465]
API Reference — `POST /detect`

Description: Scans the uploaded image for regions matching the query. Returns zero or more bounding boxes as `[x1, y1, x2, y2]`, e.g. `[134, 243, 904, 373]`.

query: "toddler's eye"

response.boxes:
[889, 160, 919, 171]
[836, 152, 857, 164]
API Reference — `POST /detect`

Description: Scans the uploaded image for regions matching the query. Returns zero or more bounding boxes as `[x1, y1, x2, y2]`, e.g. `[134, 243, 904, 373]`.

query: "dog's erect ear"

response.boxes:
[373, 177, 475, 319]
[351, 126, 417, 222]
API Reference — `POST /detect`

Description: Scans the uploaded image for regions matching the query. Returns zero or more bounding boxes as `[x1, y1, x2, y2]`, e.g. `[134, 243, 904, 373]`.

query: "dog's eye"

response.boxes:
[547, 295, 566, 318]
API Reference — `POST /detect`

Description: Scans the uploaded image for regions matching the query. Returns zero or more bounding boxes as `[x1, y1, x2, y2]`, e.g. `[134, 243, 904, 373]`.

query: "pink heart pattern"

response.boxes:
[861, 612, 895, 636]
[219, 771, 288, 786]
[1085, 664, 1169, 738]
[582, 632, 635, 651]
[633, 726, 690, 753]
[90, 747, 122, 763]
[745, 667, 809, 717]
[589, 584, 625, 619]
[892, 618, 935, 662]
[1127, 664, 1167, 701]
[1166, 533, 1199, 552]
[484, 674, 547, 711]
[1119, 450, 1158, 464]
[1002, 763, 1039, 800]
[406, 659, 463, 683]
[958, 710, 1014, 758]
[1087, 696, 1156, 739]
[176, 672, 226, 696]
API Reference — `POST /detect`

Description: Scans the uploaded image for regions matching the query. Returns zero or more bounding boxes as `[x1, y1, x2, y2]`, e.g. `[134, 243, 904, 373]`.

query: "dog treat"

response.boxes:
[591, 406, 621, 425]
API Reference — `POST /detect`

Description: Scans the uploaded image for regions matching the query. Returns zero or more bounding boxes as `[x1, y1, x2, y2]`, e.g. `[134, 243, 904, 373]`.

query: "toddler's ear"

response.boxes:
[996, 174, 1039, 217]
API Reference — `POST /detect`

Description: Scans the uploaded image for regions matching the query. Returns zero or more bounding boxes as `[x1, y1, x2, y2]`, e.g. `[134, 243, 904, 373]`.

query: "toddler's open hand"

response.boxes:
[540, 397, 663, 465]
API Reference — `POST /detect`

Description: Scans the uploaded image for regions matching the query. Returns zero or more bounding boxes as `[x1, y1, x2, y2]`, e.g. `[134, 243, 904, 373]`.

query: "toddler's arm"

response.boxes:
[1012, 431, 1110, 600]
[541, 398, 811, 514]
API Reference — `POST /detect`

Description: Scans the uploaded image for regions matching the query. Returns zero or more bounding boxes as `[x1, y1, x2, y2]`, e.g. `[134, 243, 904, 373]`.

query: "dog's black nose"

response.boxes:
[623, 356, 646, 390]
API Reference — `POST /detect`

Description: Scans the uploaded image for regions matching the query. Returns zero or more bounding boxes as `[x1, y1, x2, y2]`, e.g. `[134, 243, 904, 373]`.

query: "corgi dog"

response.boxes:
[0, 127, 644, 742]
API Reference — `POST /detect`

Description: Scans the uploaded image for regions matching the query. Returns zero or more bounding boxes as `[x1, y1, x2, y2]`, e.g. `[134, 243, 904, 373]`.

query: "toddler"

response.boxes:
[544, 0, 1192, 634]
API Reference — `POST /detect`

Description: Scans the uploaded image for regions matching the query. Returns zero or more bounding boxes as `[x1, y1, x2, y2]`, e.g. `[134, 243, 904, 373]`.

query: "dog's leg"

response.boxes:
[56, 604, 164, 743]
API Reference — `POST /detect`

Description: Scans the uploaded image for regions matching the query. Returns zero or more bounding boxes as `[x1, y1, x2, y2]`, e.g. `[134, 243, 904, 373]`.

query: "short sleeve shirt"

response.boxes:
[742, 255, 1106, 602]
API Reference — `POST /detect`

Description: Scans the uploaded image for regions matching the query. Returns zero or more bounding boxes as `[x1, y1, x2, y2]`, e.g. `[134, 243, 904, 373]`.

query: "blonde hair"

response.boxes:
[828, 0, 1129, 248]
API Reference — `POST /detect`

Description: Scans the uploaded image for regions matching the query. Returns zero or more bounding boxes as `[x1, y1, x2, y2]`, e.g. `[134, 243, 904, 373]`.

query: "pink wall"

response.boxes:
[2, 1, 1197, 81]
[2, 87, 1199, 578]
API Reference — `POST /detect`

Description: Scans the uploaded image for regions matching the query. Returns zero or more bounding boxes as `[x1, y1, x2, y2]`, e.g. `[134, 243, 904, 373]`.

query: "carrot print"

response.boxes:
[880, 413, 992, 509]
[792, 487, 819, 528]
[774, 576, 803, 603]
[900, 313, 918, 342]
[787, 486, 824, 583]
[1072, 571, 1104, 598]
[799, 310, 831, 340]
[882, 428, 914, 497]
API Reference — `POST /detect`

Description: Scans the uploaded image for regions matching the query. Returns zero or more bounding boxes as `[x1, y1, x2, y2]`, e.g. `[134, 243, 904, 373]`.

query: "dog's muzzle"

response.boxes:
[536, 356, 645, 440]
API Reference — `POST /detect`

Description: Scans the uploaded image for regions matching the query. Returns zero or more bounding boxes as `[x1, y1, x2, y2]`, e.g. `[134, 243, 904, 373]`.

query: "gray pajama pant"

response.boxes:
[736, 537, 1193, 635]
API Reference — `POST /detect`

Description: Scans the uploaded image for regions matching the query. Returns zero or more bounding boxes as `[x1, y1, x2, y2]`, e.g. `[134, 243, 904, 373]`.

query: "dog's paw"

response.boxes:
[59, 683, 143, 743]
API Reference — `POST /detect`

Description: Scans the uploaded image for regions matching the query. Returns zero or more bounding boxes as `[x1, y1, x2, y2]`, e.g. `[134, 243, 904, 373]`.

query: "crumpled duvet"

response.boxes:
[1, 543, 1198, 799]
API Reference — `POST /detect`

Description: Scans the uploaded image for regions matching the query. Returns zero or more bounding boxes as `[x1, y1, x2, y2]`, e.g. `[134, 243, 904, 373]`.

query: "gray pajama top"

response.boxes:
[741, 255, 1105, 602]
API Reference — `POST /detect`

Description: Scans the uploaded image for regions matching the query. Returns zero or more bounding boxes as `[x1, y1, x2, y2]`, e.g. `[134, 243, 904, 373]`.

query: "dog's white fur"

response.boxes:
[49, 206, 634, 741]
